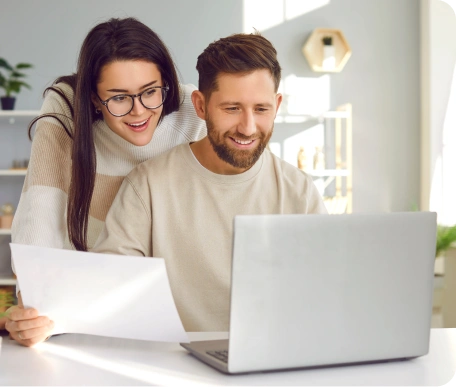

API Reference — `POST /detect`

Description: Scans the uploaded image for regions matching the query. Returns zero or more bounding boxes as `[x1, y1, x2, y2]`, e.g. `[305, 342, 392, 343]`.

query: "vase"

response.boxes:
[442, 245, 456, 327]
[0, 96, 16, 110]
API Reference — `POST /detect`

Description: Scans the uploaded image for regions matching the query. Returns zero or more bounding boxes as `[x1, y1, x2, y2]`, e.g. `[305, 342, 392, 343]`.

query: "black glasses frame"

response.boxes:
[97, 86, 169, 117]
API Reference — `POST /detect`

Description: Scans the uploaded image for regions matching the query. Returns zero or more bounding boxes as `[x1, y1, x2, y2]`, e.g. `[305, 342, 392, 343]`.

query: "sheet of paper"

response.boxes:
[10, 243, 189, 343]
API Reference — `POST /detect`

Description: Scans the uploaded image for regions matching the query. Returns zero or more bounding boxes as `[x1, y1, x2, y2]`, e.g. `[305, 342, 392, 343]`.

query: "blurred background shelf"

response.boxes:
[0, 170, 27, 176]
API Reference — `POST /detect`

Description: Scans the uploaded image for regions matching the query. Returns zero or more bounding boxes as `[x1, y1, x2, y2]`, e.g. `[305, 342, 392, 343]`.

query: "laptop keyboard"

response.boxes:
[207, 350, 229, 363]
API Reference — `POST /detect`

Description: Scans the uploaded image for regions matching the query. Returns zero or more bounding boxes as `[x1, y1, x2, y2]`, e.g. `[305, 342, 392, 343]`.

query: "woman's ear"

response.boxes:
[91, 93, 102, 113]
[191, 90, 207, 120]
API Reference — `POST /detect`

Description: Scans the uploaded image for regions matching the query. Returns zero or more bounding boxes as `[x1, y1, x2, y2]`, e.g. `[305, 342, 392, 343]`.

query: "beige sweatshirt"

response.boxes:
[12, 83, 206, 251]
[93, 143, 328, 332]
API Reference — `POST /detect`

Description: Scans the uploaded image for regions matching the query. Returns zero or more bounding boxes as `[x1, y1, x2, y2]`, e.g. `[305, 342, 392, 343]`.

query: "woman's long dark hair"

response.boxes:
[28, 17, 181, 251]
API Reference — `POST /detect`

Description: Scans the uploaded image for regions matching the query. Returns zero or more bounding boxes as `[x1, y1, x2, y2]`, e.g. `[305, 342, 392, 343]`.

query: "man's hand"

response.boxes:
[4, 294, 54, 347]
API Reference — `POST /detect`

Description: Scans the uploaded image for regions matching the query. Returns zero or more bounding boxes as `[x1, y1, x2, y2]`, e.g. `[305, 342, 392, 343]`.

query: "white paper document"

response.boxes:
[10, 243, 189, 343]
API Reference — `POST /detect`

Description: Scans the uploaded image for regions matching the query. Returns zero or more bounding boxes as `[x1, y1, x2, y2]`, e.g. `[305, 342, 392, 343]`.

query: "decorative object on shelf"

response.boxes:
[436, 223, 456, 258]
[0, 203, 14, 229]
[297, 146, 309, 172]
[322, 36, 336, 71]
[302, 28, 352, 73]
[0, 57, 33, 110]
[10, 159, 29, 170]
[0, 286, 15, 316]
[313, 146, 325, 170]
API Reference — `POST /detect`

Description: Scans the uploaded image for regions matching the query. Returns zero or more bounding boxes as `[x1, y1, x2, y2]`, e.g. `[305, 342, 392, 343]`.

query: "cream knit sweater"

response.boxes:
[92, 143, 328, 332]
[11, 83, 206, 251]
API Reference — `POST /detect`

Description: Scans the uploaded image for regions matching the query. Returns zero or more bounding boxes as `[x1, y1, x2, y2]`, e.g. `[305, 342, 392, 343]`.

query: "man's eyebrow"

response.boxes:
[106, 80, 158, 93]
[218, 102, 274, 107]
[218, 101, 242, 106]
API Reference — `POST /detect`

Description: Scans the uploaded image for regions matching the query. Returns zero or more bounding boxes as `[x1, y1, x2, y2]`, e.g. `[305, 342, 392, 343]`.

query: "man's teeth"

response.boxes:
[234, 139, 253, 145]
[129, 119, 148, 127]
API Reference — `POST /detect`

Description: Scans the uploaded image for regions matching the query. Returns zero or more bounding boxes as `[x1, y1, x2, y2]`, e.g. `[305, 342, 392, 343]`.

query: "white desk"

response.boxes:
[0, 329, 455, 386]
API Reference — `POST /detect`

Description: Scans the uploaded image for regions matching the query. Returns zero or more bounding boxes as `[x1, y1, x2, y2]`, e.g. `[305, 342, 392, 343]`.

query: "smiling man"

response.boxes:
[92, 32, 327, 332]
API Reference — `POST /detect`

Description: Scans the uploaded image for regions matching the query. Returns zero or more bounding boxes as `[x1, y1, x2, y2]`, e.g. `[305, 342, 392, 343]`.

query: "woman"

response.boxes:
[2, 17, 206, 345]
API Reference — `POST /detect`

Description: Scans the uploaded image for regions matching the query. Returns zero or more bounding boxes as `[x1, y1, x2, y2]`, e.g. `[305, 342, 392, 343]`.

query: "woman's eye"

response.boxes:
[144, 88, 157, 96]
[112, 95, 128, 102]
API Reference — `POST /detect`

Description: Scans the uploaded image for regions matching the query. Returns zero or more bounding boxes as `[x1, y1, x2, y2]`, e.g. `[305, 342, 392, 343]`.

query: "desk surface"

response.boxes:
[0, 329, 455, 386]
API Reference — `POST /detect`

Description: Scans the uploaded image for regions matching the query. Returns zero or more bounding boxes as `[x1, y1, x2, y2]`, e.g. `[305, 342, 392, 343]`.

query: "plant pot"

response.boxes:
[0, 96, 16, 110]
[442, 244, 456, 327]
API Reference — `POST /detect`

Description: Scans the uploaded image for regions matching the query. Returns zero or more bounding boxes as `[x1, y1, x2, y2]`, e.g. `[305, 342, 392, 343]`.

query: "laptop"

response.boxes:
[181, 212, 437, 374]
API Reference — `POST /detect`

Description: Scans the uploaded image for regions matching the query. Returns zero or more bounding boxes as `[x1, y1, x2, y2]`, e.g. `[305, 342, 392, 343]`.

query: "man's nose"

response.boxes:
[237, 111, 256, 137]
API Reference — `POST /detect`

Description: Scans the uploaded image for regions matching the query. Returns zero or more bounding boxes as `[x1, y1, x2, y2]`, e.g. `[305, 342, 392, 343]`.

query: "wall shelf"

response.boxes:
[0, 169, 27, 176]
[0, 229, 12, 236]
[302, 28, 352, 73]
[0, 276, 16, 286]
[0, 110, 40, 117]
[0, 110, 40, 126]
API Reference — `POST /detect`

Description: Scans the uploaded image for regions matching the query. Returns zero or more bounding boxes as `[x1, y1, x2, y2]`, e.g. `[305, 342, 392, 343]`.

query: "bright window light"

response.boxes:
[243, 0, 330, 32]
[440, 60, 456, 225]
[243, 0, 284, 32]
[39, 342, 215, 386]
[279, 74, 330, 117]
[285, 0, 330, 21]
[268, 142, 281, 158]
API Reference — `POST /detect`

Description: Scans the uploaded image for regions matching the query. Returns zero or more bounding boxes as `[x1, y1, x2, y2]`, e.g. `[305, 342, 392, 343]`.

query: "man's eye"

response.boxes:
[256, 108, 268, 112]
[226, 107, 239, 111]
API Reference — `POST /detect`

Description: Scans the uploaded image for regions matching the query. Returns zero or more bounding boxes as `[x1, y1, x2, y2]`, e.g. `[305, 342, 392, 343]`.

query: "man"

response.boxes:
[92, 33, 327, 332]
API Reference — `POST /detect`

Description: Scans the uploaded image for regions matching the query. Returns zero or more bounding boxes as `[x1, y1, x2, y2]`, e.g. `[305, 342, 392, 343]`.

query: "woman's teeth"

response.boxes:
[128, 119, 148, 127]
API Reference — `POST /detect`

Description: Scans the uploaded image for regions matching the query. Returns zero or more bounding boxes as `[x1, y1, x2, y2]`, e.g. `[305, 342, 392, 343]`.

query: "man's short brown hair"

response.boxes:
[196, 32, 281, 99]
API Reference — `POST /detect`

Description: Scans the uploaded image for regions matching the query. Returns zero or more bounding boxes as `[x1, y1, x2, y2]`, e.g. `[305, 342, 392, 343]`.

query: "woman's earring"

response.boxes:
[95, 108, 101, 114]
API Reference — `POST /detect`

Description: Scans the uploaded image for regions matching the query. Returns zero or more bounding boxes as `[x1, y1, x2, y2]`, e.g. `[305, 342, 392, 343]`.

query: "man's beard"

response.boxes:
[206, 115, 273, 170]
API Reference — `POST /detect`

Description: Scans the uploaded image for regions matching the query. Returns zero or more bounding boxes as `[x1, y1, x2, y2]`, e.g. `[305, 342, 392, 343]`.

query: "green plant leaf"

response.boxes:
[11, 71, 27, 79]
[0, 58, 13, 71]
[6, 80, 31, 94]
[436, 224, 456, 257]
[16, 63, 33, 70]
[0, 58, 33, 96]
[0, 291, 15, 318]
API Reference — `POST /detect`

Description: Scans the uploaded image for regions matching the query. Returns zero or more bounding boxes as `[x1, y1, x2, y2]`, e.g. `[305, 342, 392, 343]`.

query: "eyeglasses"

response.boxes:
[97, 86, 169, 117]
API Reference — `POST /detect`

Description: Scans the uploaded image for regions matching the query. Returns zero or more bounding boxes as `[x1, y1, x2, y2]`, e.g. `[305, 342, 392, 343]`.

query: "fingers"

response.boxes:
[5, 305, 55, 347]
[8, 306, 39, 321]
[7, 315, 51, 332]
[9, 330, 52, 347]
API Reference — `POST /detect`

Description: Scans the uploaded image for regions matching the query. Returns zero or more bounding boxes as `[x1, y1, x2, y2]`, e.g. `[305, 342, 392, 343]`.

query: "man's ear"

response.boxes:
[191, 90, 207, 120]
[275, 93, 283, 114]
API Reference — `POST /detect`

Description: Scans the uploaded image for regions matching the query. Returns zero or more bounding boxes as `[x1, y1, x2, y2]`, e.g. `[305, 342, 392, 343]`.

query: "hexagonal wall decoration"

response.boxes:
[302, 28, 352, 73]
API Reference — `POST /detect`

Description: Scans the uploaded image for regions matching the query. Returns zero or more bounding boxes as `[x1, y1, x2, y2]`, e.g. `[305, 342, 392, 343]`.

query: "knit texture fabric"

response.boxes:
[92, 143, 328, 331]
[12, 82, 206, 251]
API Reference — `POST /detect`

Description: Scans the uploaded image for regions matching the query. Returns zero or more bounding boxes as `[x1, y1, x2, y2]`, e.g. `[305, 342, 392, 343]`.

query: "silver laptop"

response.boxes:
[181, 212, 437, 374]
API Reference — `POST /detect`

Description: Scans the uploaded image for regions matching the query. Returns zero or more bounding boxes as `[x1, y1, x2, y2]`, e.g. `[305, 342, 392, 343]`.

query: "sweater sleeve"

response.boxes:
[12, 84, 74, 249]
[11, 84, 74, 294]
[91, 171, 153, 257]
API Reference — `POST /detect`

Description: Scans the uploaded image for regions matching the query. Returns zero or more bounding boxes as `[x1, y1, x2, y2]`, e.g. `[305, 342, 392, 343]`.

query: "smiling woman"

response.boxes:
[92, 61, 167, 146]
[2, 16, 206, 345]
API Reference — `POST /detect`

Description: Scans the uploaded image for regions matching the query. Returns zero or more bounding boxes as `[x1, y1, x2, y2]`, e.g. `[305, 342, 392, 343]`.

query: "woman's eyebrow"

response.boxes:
[106, 80, 158, 93]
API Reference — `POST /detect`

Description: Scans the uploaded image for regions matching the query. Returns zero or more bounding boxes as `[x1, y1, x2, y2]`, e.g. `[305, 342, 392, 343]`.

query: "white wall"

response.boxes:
[421, 0, 456, 224]
[0, 0, 421, 213]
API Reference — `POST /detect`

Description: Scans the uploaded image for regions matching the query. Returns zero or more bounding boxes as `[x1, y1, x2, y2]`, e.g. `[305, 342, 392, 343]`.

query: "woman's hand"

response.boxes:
[4, 293, 54, 347]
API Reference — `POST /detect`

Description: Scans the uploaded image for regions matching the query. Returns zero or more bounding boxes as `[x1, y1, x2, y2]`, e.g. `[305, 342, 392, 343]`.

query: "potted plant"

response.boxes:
[436, 223, 456, 258]
[0, 287, 15, 317]
[0, 57, 33, 110]
[435, 223, 456, 327]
